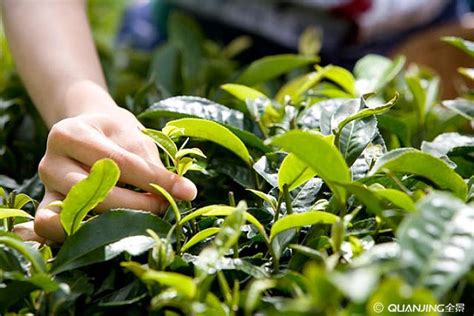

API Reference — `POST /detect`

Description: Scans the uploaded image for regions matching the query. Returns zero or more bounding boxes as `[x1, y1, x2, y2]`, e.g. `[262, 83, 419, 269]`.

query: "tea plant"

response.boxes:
[1, 24, 474, 316]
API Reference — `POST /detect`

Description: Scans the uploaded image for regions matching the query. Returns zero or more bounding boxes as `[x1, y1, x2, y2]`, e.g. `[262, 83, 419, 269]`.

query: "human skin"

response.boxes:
[1, 0, 197, 242]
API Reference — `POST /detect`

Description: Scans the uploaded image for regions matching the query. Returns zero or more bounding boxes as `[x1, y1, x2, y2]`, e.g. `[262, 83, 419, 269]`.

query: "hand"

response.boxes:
[33, 106, 197, 243]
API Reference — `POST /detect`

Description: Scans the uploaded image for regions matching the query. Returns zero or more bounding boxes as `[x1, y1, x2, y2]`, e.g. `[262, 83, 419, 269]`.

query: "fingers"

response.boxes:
[34, 191, 65, 243]
[39, 155, 169, 213]
[12, 221, 47, 244]
[47, 120, 197, 200]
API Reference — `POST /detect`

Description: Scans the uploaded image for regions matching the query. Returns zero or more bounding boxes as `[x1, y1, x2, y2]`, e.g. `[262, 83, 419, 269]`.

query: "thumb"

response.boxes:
[34, 191, 66, 243]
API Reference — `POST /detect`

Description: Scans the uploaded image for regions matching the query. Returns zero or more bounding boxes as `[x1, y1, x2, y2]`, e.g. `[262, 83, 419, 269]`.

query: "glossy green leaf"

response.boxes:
[278, 153, 317, 192]
[337, 116, 378, 166]
[166, 118, 252, 164]
[244, 279, 276, 315]
[237, 54, 319, 85]
[275, 70, 325, 104]
[270, 130, 351, 204]
[60, 159, 120, 235]
[52, 209, 171, 274]
[270, 211, 339, 241]
[369, 148, 467, 199]
[181, 227, 220, 252]
[221, 83, 268, 102]
[142, 128, 178, 160]
[0, 208, 33, 220]
[397, 192, 474, 298]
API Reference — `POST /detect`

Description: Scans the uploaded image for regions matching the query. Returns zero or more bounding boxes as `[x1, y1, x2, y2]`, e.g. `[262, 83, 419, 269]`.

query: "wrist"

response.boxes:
[48, 80, 119, 127]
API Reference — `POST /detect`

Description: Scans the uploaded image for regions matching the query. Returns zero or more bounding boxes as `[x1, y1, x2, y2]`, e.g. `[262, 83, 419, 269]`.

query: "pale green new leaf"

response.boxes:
[166, 118, 252, 164]
[142, 128, 178, 160]
[181, 227, 220, 252]
[270, 211, 339, 241]
[237, 54, 318, 85]
[61, 159, 120, 235]
[369, 148, 467, 199]
[278, 153, 317, 192]
[270, 130, 351, 204]
[221, 83, 268, 102]
[0, 208, 33, 220]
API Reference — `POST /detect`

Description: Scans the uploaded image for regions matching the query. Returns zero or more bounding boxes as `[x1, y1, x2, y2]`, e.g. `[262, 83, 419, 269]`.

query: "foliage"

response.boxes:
[1, 12, 474, 316]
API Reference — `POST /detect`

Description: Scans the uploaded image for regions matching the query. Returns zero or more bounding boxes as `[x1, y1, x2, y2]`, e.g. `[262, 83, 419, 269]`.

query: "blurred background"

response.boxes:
[0, 0, 473, 197]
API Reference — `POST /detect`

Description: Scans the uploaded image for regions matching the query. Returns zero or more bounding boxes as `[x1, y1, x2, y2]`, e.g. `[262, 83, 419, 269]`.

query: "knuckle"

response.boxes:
[33, 212, 51, 239]
[37, 156, 53, 181]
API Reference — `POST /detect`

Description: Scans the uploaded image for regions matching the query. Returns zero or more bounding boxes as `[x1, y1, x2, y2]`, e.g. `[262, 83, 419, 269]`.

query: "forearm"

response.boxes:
[1, 0, 116, 127]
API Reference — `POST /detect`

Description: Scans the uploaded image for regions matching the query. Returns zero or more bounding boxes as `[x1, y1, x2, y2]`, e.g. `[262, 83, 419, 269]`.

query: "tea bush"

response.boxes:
[1, 12, 473, 316]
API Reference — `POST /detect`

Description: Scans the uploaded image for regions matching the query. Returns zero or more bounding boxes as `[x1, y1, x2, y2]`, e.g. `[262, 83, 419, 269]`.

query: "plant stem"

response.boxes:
[217, 271, 233, 306]
[273, 195, 283, 222]
[228, 191, 236, 207]
[384, 169, 411, 195]
[282, 184, 293, 215]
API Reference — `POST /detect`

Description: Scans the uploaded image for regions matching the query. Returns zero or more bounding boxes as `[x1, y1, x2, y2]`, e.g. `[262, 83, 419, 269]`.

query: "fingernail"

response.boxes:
[172, 177, 197, 200]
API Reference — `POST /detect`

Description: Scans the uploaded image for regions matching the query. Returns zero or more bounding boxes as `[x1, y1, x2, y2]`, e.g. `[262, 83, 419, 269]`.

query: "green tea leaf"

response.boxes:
[221, 83, 268, 102]
[237, 54, 319, 85]
[142, 128, 178, 160]
[0, 208, 33, 220]
[214, 202, 245, 255]
[322, 65, 356, 96]
[371, 187, 415, 212]
[270, 211, 339, 241]
[397, 192, 474, 298]
[337, 116, 378, 166]
[166, 118, 252, 164]
[52, 209, 171, 274]
[149, 183, 180, 222]
[354, 54, 405, 94]
[175, 147, 207, 159]
[60, 159, 120, 235]
[270, 130, 351, 204]
[179, 205, 237, 225]
[0, 235, 46, 273]
[123, 261, 197, 299]
[369, 148, 467, 199]
[336, 94, 398, 133]
[275, 70, 325, 104]
[278, 153, 317, 192]
[181, 227, 220, 252]
[442, 36, 474, 58]
[246, 189, 277, 210]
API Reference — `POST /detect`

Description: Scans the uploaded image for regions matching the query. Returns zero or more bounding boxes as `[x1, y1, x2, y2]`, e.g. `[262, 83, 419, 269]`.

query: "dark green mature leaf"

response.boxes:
[61, 159, 120, 235]
[166, 118, 253, 164]
[253, 152, 286, 187]
[270, 130, 351, 204]
[442, 36, 474, 58]
[139, 96, 245, 129]
[338, 116, 378, 166]
[270, 212, 339, 241]
[421, 132, 474, 158]
[354, 54, 405, 94]
[397, 192, 474, 298]
[369, 148, 467, 199]
[278, 153, 317, 192]
[442, 98, 474, 121]
[52, 210, 171, 274]
[237, 54, 318, 85]
[150, 42, 181, 95]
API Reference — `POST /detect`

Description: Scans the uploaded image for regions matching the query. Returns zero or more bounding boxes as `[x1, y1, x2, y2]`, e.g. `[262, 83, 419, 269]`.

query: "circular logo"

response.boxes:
[373, 302, 384, 313]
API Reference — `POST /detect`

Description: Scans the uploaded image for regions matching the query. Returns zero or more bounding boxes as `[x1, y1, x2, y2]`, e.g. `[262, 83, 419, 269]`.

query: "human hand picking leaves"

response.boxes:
[2, 0, 196, 242]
